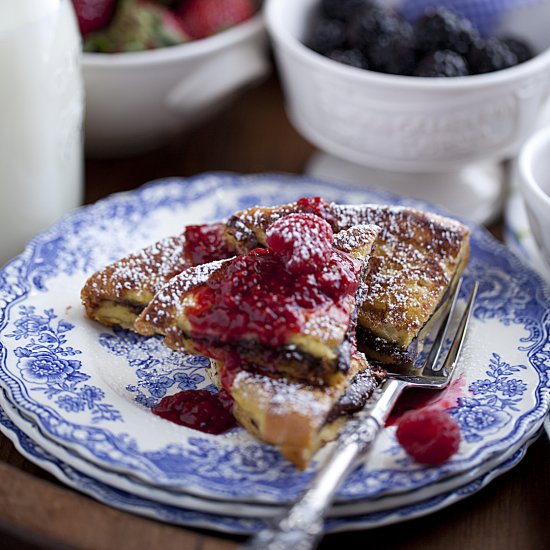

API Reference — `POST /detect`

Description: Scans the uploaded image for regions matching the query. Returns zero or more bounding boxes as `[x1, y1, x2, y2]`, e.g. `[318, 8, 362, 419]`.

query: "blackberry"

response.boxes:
[414, 7, 480, 56]
[321, 0, 374, 21]
[347, 5, 415, 74]
[501, 36, 534, 64]
[327, 48, 368, 69]
[309, 17, 347, 55]
[414, 50, 469, 77]
[467, 38, 517, 74]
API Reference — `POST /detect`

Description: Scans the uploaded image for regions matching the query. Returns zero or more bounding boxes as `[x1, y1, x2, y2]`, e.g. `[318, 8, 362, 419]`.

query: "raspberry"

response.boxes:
[396, 409, 461, 465]
[152, 390, 236, 434]
[296, 196, 336, 226]
[265, 213, 333, 274]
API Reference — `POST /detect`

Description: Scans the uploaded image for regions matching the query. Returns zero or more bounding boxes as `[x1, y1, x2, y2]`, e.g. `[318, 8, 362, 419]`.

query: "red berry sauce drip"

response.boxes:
[219, 351, 242, 391]
[152, 389, 236, 434]
[185, 214, 362, 348]
[396, 409, 461, 465]
[184, 223, 234, 265]
[296, 196, 336, 228]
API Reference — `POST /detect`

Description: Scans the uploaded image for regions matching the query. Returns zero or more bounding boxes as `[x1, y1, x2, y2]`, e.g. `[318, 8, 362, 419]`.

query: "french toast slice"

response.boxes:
[81, 223, 234, 330]
[209, 351, 385, 469]
[135, 219, 380, 385]
[224, 197, 470, 364]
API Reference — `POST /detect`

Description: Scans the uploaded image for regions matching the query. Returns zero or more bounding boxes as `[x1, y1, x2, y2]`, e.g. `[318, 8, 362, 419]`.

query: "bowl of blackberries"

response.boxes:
[265, 0, 550, 172]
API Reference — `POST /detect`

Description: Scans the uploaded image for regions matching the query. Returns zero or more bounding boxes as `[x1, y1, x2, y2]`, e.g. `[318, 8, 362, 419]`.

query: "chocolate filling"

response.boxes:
[326, 366, 386, 423]
[356, 324, 418, 365]
[120, 300, 147, 316]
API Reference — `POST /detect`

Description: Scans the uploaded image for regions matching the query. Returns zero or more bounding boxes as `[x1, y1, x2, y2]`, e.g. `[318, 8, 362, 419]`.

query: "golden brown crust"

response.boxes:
[134, 225, 380, 385]
[225, 201, 470, 352]
[81, 233, 192, 328]
[209, 352, 382, 469]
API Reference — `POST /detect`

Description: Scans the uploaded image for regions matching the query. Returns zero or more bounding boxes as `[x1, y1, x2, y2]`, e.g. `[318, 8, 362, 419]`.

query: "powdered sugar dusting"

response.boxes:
[233, 369, 332, 419]
[137, 259, 230, 331]
[226, 199, 470, 347]
[333, 224, 380, 255]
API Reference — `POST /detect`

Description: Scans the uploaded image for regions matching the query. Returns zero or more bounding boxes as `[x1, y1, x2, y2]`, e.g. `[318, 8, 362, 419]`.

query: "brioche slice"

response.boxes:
[224, 197, 470, 364]
[81, 223, 234, 329]
[209, 351, 385, 469]
[135, 218, 380, 385]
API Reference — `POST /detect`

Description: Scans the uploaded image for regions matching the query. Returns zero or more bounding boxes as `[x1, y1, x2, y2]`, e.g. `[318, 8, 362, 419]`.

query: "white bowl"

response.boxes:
[518, 125, 550, 270]
[83, 13, 269, 157]
[265, 0, 550, 173]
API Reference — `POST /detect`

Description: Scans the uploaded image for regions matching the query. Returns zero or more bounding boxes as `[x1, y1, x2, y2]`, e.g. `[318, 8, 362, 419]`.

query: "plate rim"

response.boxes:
[0, 172, 548, 503]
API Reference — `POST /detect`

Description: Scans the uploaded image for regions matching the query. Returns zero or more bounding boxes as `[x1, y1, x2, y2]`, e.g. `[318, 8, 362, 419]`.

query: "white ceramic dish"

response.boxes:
[0, 173, 548, 505]
[264, 0, 550, 223]
[83, 13, 269, 157]
[504, 183, 550, 285]
[517, 125, 550, 270]
[265, 0, 550, 172]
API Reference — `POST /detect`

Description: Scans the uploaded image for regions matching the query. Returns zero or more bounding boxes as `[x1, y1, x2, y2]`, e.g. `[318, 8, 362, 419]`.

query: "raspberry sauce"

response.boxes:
[152, 389, 236, 434]
[296, 196, 336, 228]
[184, 223, 234, 265]
[186, 247, 361, 348]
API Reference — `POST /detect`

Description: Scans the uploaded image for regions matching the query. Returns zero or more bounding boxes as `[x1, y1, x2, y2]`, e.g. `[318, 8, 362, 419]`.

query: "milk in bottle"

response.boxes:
[0, 0, 84, 264]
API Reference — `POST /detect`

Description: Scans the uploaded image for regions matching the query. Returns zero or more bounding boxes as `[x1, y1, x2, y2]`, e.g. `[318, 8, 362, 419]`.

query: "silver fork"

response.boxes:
[244, 279, 478, 550]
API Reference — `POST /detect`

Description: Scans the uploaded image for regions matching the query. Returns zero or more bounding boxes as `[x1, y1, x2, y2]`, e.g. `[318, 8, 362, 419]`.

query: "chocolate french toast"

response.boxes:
[135, 215, 380, 385]
[224, 197, 470, 365]
[81, 223, 234, 330]
[209, 351, 385, 469]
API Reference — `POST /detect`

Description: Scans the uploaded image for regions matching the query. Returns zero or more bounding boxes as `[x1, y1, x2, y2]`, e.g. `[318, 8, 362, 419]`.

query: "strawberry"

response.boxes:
[176, 0, 257, 40]
[84, 0, 189, 53]
[72, 0, 117, 36]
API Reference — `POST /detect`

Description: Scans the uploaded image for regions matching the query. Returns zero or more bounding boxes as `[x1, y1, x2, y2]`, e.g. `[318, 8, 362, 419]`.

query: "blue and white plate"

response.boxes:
[0, 387, 539, 518]
[0, 173, 548, 504]
[0, 400, 538, 534]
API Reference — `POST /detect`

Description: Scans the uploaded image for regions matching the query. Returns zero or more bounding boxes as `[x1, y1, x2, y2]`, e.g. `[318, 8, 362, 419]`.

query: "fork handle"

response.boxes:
[243, 379, 405, 550]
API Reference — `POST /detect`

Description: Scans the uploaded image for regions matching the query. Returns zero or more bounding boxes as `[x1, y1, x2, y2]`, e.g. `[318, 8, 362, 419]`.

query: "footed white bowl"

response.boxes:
[265, 0, 550, 223]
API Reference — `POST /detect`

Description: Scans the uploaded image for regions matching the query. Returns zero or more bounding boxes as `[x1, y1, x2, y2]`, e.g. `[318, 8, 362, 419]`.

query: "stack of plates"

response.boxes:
[0, 174, 548, 535]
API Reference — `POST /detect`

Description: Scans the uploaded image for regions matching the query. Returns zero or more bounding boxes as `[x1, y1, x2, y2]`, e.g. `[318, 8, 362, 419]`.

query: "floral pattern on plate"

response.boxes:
[0, 400, 536, 534]
[0, 173, 548, 503]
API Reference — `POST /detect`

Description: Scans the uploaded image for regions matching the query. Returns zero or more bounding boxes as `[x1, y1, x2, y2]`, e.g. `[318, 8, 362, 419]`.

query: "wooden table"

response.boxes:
[1, 73, 548, 550]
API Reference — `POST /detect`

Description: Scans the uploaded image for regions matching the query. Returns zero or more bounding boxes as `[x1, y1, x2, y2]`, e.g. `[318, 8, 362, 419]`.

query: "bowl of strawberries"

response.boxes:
[73, 0, 268, 157]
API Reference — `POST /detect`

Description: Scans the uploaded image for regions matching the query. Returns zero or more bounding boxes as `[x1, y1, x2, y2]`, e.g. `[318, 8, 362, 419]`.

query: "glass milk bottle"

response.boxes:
[0, 0, 84, 265]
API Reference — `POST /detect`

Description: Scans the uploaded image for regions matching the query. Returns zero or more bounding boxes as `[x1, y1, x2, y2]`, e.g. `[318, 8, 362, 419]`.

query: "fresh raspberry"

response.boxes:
[396, 409, 461, 465]
[72, 0, 117, 36]
[176, 0, 257, 40]
[184, 223, 234, 265]
[296, 196, 335, 226]
[265, 213, 333, 274]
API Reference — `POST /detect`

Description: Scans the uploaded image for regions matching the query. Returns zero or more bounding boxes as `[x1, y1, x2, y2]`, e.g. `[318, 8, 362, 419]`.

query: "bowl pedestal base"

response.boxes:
[306, 151, 505, 226]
